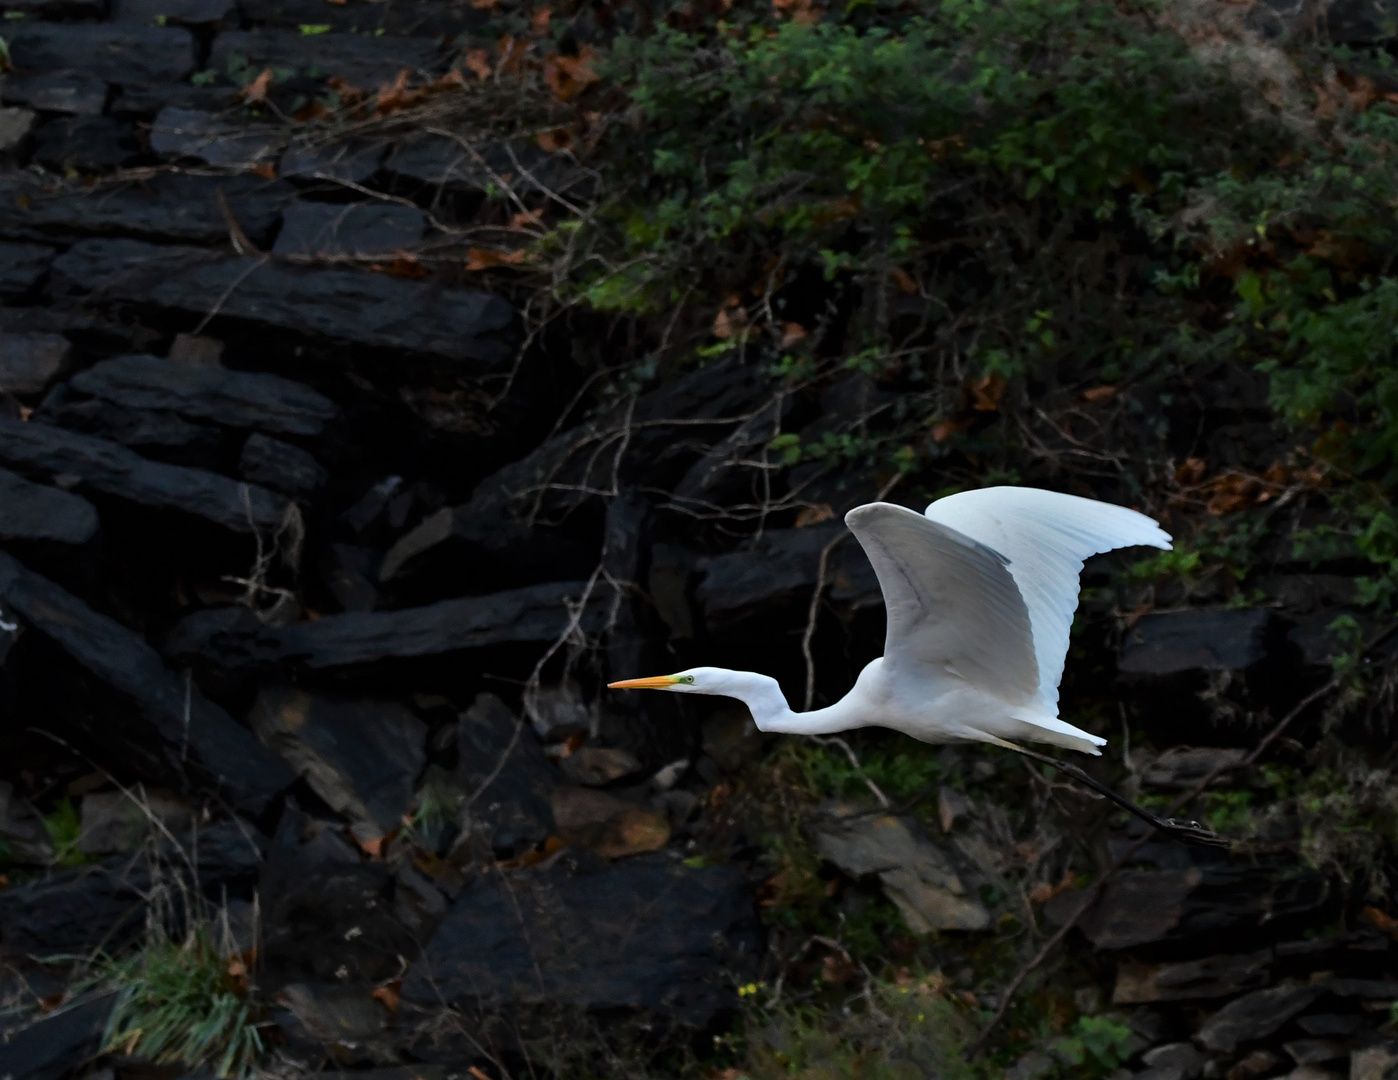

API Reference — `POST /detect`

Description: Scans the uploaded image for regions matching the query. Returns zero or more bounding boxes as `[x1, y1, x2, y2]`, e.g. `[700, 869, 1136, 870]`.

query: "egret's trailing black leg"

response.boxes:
[1008, 744, 1229, 849]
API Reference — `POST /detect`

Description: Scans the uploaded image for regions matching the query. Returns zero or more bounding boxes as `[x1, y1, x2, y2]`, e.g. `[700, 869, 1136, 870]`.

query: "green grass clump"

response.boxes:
[101, 928, 263, 1077]
[734, 974, 979, 1080]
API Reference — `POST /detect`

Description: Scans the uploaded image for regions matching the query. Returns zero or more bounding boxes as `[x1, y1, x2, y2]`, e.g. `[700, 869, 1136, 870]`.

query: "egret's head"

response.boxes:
[607, 666, 732, 695]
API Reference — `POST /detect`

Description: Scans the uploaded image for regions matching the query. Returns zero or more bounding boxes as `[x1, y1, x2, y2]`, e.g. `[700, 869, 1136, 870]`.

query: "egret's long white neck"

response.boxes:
[701, 670, 869, 735]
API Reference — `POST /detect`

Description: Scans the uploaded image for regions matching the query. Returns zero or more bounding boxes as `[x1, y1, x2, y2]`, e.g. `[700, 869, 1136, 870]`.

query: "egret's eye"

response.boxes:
[681, 675, 696, 684]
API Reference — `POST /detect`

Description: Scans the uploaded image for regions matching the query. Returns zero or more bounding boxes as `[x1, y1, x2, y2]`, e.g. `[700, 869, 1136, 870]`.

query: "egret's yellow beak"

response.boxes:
[607, 675, 682, 690]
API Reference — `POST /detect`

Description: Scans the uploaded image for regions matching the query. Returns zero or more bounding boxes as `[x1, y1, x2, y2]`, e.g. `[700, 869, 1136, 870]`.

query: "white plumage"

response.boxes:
[610, 486, 1171, 757]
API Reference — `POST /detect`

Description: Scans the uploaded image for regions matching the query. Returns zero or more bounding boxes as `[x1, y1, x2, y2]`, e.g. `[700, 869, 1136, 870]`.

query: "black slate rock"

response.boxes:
[0, 332, 69, 395]
[1, 72, 108, 116]
[241, 0, 486, 36]
[402, 851, 760, 1026]
[32, 116, 142, 173]
[51, 238, 517, 366]
[0, 414, 290, 532]
[279, 138, 391, 183]
[5, 23, 197, 85]
[258, 812, 422, 988]
[149, 107, 283, 167]
[209, 29, 442, 89]
[1119, 608, 1274, 676]
[71, 354, 339, 436]
[165, 579, 611, 671]
[0, 821, 265, 956]
[240, 432, 327, 494]
[249, 687, 428, 842]
[0, 242, 54, 298]
[273, 200, 426, 258]
[456, 692, 555, 856]
[0, 172, 295, 246]
[0, 465, 98, 543]
[0, 996, 112, 1080]
[0, 551, 296, 815]
[114, 0, 237, 25]
[1196, 985, 1322, 1053]
[697, 522, 881, 628]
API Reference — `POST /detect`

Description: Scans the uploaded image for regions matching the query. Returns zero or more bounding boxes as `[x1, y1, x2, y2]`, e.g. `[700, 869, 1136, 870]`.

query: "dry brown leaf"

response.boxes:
[469, 1068, 493, 1080]
[465, 247, 527, 271]
[496, 35, 529, 76]
[890, 267, 918, 295]
[356, 835, 385, 858]
[463, 47, 491, 80]
[968, 372, 1005, 411]
[772, 0, 817, 22]
[1081, 384, 1116, 403]
[469, 0, 496, 9]
[535, 127, 574, 152]
[1176, 457, 1207, 486]
[1028, 869, 1077, 905]
[543, 46, 599, 103]
[1361, 905, 1398, 941]
[239, 68, 274, 103]
[252, 162, 277, 180]
[795, 503, 834, 527]
[371, 980, 402, 1014]
[930, 418, 964, 443]
[780, 321, 808, 348]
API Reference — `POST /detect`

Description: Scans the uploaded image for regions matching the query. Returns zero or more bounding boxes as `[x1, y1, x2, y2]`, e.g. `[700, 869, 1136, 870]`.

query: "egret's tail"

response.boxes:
[1004, 710, 1107, 756]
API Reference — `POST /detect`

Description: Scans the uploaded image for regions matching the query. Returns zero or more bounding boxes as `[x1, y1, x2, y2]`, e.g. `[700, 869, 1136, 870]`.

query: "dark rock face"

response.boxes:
[1196, 985, 1322, 1053]
[384, 135, 590, 197]
[0, 332, 69, 395]
[166, 580, 611, 671]
[71, 354, 339, 436]
[4, 23, 197, 84]
[456, 693, 556, 856]
[31, 116, 141, 172]
[272, 200, 426, 258]
[239, 432, 326, 494]
[258, 814, 422, 988]
[0, 551, 295, 815]
[1, 72, 108, 115]
[0, 466, 98, 543]
[0, 243, 55, 298]
[240, 0, 485, 36]
[0, 415, 290, 532]
[280, 138, 391, 183]
[113, 0, 237, 26]
[149, 107, 283, 166]
[698, 522, 881, 628]
[1046, 862, 1331, 954]
[0, 172, 295, 245]
[208, 29, 443, 89]
[51, 239, 517, 365]
[1119, 609, 1273, 676]
[402, 852, 760, 1026]
[0, 821, 264, 956]
[0, 995, 112, 1080]
[249, 687, 427, 842]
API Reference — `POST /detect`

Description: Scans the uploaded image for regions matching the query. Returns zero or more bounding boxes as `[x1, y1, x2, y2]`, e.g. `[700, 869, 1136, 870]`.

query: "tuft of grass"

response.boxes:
[42, 797, 88, 868]
[101, 927, 263, 1077]
[730, 972, 980, 1080]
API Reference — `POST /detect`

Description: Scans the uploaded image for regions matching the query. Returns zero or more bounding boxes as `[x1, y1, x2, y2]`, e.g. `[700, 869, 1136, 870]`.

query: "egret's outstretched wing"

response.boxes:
[845, 502, 1038, 704]
[924, 487, 1171, 714]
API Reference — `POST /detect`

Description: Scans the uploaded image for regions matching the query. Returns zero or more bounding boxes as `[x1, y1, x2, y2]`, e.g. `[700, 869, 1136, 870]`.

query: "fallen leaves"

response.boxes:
[238, 68, 274, 104]
[543, 46, 599, 103]
[465, 246, 529, 271]
[1174, 458, 1325, 515]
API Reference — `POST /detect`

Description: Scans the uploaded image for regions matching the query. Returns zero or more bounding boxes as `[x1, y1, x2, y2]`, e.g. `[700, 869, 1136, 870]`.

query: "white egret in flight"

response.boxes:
[610, 486, 1224, 847]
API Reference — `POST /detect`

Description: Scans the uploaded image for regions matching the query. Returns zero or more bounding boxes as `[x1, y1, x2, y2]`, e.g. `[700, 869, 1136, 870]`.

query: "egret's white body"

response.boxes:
[611, 486, 1171, 756]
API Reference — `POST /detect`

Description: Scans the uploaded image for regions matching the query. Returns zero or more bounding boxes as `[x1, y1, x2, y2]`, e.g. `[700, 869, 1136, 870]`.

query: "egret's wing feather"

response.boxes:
[924, 487, 1171, 714]
[845, 502, 1039, 704]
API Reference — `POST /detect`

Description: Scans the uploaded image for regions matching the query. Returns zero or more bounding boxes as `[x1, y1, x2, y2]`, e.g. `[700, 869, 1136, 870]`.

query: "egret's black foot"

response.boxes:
[1158, 817, 1230, 849]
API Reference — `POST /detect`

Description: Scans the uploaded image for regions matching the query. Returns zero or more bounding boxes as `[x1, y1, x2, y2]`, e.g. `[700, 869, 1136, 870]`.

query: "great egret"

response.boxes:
[610, 487, 1224, 847]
